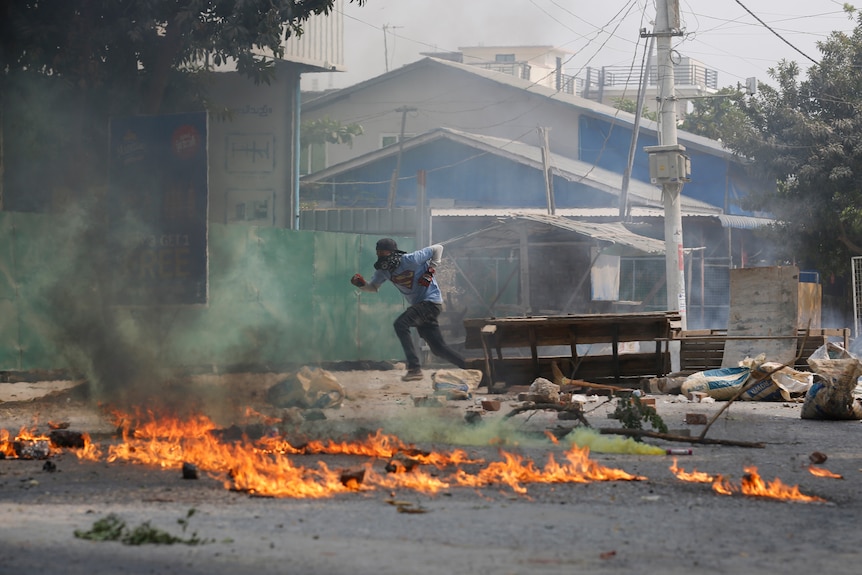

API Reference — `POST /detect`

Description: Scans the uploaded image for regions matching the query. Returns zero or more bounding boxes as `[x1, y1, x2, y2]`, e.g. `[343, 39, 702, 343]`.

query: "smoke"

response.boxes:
[41, 199, 199, 413]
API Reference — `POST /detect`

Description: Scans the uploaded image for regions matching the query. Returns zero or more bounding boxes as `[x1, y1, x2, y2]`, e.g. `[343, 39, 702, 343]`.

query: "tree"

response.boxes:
[301, 116, 364, 149]
[611, 97, 656, 121]
[0, 0, 366, 208]
[678, 87, 750, 143]
[720, 8, 862, 279]
[1, 1, 366, 112]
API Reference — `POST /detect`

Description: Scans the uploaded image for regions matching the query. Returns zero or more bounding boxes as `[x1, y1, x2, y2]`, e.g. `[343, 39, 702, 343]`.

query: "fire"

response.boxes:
[0, 426, 53, 459]
[3, 409, 836, 504]
[669, 458, 715, 483]
[712, 466, 827, 503]
[46, 409, 651, 498]
[452, 444, 644, 494]
[808, 466, 843, 479]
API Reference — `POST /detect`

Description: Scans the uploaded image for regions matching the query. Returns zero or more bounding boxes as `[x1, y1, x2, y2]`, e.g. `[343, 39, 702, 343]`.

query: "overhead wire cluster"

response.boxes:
[316, 1, 843, 189]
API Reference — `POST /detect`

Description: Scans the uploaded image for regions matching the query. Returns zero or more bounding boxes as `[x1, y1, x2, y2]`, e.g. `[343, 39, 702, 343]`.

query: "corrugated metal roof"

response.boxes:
[302, 57, 734, 159]
[715, 214, 773, 229]
[441, 213, 666, 256]
[302, 127, 722, 213]
[430, 208, 774, 230]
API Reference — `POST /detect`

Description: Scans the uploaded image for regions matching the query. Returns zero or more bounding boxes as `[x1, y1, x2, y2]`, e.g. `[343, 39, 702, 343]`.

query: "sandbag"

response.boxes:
[266, 366, 345, 409]
[431, 369, 483, 394]
[802, 346, 862, 420]
[680, 366, 751, 401]
[529, 377, 560, 403]
[756, 361, 813, 401]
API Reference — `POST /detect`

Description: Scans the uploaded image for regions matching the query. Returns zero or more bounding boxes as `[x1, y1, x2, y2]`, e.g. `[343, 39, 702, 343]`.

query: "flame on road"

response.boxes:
[62, 409, 645, 498]
[672, 461, 828, 503]
[711, 466, 827, 502]
[3, 410, 829, 504]
[669, 458, 715, 482]
[808, 465, 843, 479]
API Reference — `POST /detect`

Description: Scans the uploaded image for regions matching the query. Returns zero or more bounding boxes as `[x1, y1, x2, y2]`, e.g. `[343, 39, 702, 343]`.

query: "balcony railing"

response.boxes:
[580, 63, 718, 96]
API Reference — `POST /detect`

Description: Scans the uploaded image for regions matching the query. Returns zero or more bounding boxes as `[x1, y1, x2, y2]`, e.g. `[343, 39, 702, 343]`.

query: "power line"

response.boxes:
[733, 0, 818, 65]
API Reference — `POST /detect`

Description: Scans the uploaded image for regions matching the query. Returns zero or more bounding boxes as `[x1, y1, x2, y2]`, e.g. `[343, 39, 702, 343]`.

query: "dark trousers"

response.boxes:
[393, 301, 466, 371]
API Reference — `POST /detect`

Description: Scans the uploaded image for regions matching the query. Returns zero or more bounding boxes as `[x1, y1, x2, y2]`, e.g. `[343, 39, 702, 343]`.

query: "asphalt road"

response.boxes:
[1, 369, 861, 575]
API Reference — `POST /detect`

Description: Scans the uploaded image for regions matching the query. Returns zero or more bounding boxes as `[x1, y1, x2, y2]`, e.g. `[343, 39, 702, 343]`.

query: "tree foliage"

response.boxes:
[301, 116, 364, 149]
[714, 8, 862, 277]
[0, 0, 365, 208]
[678, 87, 750, 143]
[1, 0, 366, 112]
[611, 97, 656, 121]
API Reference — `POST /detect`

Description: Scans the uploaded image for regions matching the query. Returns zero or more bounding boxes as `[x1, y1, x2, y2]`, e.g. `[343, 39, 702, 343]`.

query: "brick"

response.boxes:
[685, 413, 708, 425]
[481, 399, 501, 411]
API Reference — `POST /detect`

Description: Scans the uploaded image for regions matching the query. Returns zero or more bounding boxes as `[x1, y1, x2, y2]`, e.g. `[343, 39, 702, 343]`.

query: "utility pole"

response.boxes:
[383, 24, 390, 72]
[387, 106, 416, 208]
[382, 24, 402, 73]
[538, 127, 556, 215]
[644, 0, 690, 331]
[620, 34, 655, 219]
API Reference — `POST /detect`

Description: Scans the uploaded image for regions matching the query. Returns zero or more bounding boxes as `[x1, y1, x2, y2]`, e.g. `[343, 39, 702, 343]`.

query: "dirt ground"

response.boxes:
[1, 365, 861, 575]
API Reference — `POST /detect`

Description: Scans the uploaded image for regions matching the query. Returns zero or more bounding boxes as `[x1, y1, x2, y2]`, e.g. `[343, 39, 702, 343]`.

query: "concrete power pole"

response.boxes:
[644, 0, 690, 331]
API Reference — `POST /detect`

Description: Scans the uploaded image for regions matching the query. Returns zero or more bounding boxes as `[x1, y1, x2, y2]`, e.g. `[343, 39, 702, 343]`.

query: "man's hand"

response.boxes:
[418, 267, 435, 287]
[351, 273, 367, 287]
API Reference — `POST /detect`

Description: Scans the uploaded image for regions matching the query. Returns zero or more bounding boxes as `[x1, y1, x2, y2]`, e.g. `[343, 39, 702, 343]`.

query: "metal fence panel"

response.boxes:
[0, 213, 414, 373]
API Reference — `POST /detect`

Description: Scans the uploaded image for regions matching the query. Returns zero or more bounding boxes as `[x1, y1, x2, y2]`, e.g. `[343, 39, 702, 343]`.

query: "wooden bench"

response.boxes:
[463, 311, 681, 388]
[675, 328, 851, 374]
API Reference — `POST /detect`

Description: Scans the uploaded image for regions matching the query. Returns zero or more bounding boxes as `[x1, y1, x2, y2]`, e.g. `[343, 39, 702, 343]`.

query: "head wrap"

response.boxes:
[374, 237, 405, 270]
[376, 238, 399, 252]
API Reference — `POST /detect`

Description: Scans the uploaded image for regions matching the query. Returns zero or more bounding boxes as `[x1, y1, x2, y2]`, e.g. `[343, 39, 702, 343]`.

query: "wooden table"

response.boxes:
[463, 311, 682, 387]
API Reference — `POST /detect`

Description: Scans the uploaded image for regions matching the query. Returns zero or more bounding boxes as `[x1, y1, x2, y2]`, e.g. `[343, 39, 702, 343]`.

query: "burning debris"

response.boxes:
[0, 402, 835, 504]
[670, 459, 828, 503]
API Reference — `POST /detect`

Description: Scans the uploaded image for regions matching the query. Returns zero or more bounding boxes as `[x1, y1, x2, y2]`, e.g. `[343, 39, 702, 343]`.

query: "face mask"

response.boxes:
[374, 252, 404, 271]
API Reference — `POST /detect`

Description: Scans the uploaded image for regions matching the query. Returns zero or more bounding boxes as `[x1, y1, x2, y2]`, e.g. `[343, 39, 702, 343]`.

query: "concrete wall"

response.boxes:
[207, 66, 301, 229]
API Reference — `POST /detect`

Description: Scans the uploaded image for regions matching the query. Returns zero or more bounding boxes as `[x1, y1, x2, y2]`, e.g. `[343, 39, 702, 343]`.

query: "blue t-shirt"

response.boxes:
[369, 246, 442, 305]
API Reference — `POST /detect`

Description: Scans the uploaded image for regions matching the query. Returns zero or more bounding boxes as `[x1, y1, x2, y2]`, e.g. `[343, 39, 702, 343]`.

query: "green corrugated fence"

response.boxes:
[0, 211, 412, 373]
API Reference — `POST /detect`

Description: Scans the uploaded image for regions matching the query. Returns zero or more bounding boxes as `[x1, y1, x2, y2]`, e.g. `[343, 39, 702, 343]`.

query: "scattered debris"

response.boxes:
[413, 396, 445, 408]
[74, 510, 208, 545]
[480, 399, 501, 411]
[50, 429, 85, 449]
[385, 452, 420, 473]
[685, 413, 708, 425]
[12, 439, 51, 460]
[802, 345, 862, 420]
[464, 411, 482, 425]
[339, 467, 365, 487]
[809, 451, 828, 464]
[266, 366, 344, 409]
[182, 462, 199, 480]
[385, 499, 428, 513]
[431, 369, 482, 396]
[612, 396, 668, 434]
[529, 377, 560, 403]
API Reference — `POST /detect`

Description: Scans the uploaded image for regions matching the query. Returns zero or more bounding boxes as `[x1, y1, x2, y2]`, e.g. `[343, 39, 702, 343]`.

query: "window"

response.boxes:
[495, 54, 515, 63]
[380, 134, 414, 148]
[299, 141, 326, 175]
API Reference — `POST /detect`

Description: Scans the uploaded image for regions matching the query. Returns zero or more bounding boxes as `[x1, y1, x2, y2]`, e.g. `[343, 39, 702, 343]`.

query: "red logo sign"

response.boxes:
[171, 124, 201, 160]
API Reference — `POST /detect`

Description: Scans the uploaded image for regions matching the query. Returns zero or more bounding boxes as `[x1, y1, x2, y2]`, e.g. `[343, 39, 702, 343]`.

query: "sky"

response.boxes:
[302, 0, 856, 92]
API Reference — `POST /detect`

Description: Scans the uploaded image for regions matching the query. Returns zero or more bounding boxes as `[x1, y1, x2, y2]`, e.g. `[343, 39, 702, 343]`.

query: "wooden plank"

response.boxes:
[480, 325, 497, 387]
[723, 267, 799, 367]
[469, 354, 666, 388]
[676, 328, 849, 373]
[463, 312, 680, 349]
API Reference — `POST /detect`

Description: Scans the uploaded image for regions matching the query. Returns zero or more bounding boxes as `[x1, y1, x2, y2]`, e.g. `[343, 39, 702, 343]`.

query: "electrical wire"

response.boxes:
[732, 0, 818, 65]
